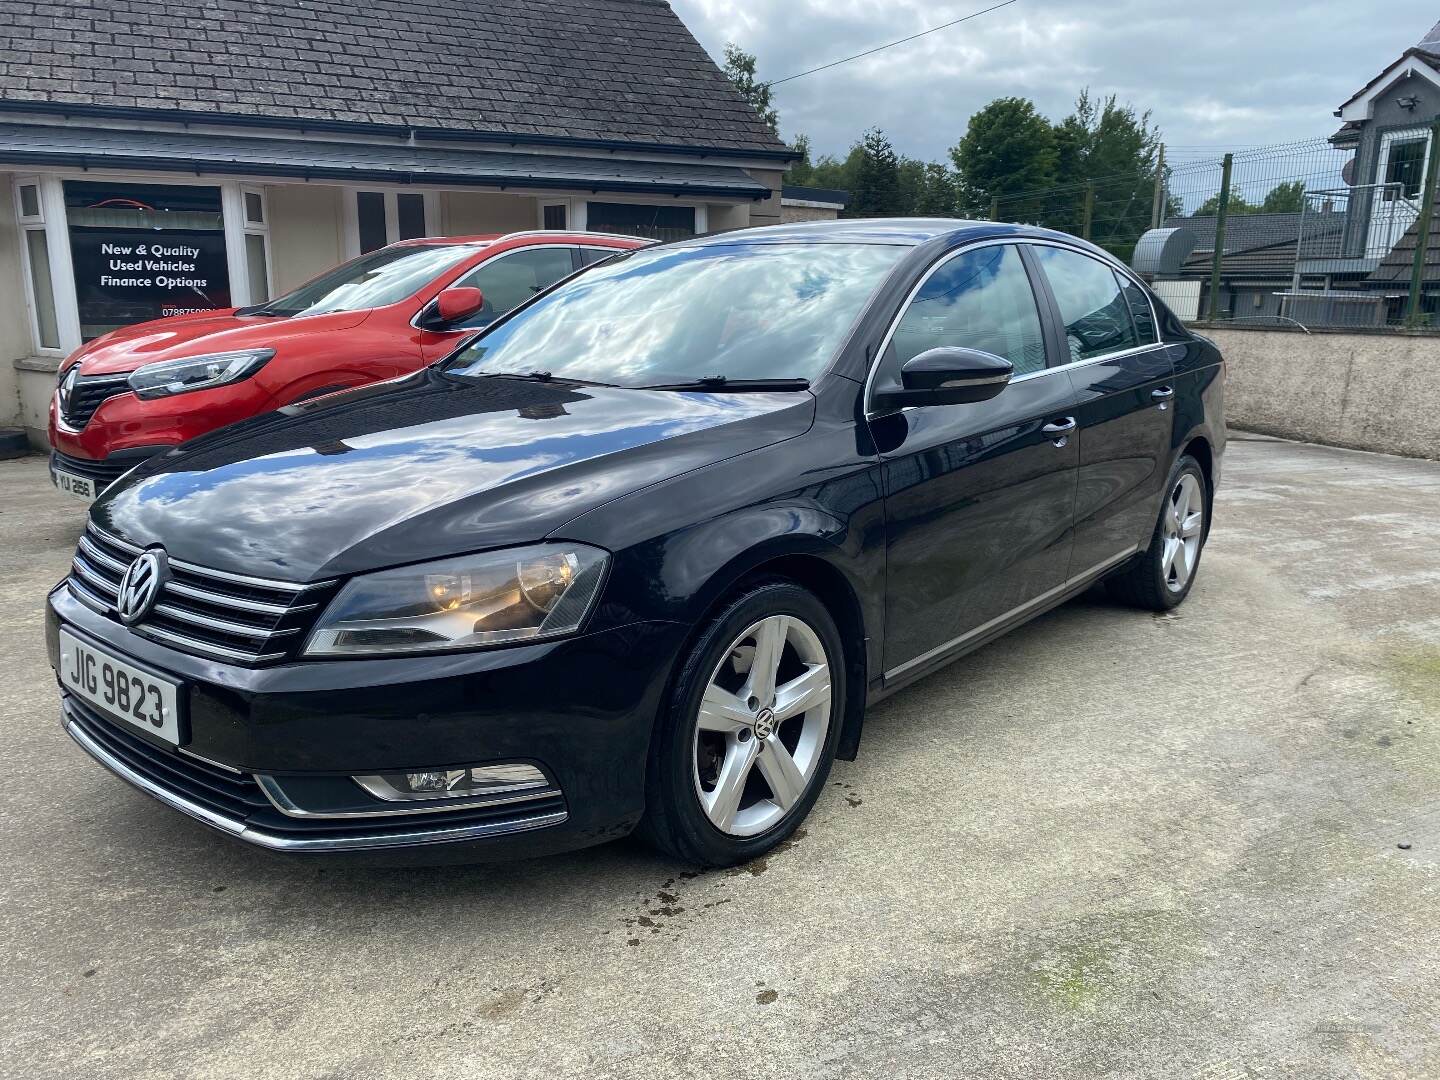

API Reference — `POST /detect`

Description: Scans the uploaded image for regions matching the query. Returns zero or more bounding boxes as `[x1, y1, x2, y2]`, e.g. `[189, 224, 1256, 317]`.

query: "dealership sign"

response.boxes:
[70, 227, 231, 325]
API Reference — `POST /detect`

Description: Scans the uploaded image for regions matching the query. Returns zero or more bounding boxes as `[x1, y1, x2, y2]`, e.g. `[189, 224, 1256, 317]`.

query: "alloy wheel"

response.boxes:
[691, 614, 832, 837]
[1161, 473, 1204, 593]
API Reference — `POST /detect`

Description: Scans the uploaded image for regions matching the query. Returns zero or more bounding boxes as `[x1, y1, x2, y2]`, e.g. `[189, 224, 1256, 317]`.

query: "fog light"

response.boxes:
[353, 763, 548, 803]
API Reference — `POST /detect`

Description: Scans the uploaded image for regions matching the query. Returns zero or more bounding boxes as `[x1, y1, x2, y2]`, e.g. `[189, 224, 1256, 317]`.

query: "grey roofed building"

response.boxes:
[0, 0, 788, 153]
[0, 0, 798, 437]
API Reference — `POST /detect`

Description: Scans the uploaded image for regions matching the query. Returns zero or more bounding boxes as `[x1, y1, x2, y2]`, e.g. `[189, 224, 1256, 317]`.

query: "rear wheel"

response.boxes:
[1106, 455, 1209, 611]
[640, 581, 844, 866]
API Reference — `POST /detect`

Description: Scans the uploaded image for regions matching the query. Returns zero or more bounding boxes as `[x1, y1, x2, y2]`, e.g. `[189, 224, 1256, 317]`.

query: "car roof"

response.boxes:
[392, 232, 645, 249]
[674, 218, 1101, 250]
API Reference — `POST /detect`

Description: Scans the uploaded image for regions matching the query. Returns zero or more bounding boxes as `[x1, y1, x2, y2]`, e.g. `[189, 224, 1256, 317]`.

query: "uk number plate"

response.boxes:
[53, 469, 95, 503]
[59, 629, 181, 745]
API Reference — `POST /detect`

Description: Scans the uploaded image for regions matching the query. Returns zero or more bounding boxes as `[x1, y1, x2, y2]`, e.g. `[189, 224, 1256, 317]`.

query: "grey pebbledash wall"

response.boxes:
[1198, 325, 1440, 460]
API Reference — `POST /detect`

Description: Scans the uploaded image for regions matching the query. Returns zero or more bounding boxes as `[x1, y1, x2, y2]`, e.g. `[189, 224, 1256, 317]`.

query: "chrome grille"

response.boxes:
[62, 373, 132, 428]
[68, 523, 335, 664]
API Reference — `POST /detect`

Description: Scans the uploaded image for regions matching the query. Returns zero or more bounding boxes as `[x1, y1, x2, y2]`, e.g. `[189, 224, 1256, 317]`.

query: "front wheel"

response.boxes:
[640, 581, 844, 866]
[1106, 455, 1209, 611]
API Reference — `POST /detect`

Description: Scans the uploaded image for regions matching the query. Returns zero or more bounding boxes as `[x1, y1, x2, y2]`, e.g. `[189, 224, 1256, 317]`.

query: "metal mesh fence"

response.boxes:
[987, 125, 1440, 332]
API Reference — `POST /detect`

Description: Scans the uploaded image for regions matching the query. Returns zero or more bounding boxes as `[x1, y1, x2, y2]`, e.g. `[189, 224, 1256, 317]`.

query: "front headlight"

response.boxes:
[304, 543, 609, 657]
[127, 348, 275, 399]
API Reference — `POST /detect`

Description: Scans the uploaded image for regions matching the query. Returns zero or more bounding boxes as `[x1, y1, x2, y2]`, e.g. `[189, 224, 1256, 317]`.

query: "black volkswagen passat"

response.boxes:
[48, 220, 1224, 867]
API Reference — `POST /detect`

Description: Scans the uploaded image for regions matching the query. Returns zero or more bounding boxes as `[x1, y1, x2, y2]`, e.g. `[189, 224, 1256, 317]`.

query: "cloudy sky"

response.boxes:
[671, 0, 1429, 165]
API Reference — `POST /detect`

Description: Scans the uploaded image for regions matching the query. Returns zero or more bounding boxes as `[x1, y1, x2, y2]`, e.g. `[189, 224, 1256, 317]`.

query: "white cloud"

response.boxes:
[671, 0, 1423, 162]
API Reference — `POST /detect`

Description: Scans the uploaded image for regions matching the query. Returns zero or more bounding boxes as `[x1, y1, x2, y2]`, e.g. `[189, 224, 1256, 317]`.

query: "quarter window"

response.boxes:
[1032, 246, 1139, 362]
[449, 247, 578, 328]
[1115, 270, 1157, 345]
[890, 244, 1047, 376]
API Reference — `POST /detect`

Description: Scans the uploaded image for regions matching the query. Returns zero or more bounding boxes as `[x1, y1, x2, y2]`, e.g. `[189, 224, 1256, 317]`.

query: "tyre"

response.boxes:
[1106, 454, 1209, 611]
[640, 580, 845, 866]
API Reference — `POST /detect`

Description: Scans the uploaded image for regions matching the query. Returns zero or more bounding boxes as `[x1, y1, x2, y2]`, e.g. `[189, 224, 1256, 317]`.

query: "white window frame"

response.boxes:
[537, 198, 577, 231]
[582, 197, 707, 238]
[12, 175, 82, 355]
[240, 185, 273, 304]
[342, 188, 439, 258]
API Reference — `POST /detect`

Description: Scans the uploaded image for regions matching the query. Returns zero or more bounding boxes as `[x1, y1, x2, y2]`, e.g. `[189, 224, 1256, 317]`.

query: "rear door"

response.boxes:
[418, 246, 581, 361]
[1026, 244, 1176, 577]
[871, 241, 1080, 680]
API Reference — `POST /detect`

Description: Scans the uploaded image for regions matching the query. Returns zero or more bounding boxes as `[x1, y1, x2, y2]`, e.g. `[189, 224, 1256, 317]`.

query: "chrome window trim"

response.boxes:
[66, 718, 567, 850]
[884, 547, 1139, 681]
[862, 236, 1166, 416]
[255, 773, 559, 820]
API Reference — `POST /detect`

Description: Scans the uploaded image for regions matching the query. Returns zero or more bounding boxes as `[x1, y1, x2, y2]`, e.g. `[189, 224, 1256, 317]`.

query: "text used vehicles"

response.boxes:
[49, 220, 1225, 867]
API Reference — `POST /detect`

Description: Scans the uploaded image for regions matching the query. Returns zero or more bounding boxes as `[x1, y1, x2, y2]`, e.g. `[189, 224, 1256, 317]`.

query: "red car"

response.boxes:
[48, 231, 646, 501]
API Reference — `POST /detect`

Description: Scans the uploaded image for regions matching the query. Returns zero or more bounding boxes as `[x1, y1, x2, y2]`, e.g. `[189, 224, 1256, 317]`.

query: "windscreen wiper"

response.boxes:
[470, 370, 623, 389]
[639, 376, 811, 392]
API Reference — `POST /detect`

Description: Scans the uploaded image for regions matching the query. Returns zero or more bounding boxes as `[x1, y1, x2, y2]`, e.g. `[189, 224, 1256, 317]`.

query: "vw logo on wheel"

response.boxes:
[752, 707, 776, 741]
[116, 549, 167, 625]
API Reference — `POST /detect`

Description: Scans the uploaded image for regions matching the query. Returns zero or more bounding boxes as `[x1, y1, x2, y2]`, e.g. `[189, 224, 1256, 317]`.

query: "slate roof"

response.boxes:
[0, 0, 790, 155]
[0, 123, 772, 196]
[1163, 211, 1346, 279]
[1368, 195, 1440, 283]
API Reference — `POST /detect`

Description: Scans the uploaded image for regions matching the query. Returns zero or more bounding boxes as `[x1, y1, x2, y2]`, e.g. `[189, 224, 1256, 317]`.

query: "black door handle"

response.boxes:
[1151, 385, 1175, 400]
[1041, 417, 1077, 437]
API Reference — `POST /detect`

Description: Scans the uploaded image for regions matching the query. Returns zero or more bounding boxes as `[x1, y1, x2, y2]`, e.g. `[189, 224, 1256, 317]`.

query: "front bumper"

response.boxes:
[49, 585, 685, 864]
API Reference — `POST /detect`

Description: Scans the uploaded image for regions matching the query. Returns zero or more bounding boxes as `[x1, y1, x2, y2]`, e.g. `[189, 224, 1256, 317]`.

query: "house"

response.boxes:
[0, 0, 796, 437]
[780, 185, 850, 222]
[1149, 211, 1345, 321]
[1317, 17, 1440, 318]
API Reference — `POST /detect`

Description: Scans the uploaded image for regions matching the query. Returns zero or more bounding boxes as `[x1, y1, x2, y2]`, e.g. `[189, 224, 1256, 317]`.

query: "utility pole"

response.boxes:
[1082, 182, 1095, 241]
[1405, 119, 1440, 327]
[989, 197, 1000, 222]
[1150, 144, 1167, 230]
[1208, 153, 1234, 322]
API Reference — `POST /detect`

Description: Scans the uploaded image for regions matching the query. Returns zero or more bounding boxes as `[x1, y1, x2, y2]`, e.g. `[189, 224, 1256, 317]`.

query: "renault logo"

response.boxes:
[117, 549, 167, 625]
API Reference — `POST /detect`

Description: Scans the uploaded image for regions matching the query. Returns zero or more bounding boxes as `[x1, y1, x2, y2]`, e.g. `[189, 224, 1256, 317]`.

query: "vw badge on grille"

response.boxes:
[117, 549, 166, 625]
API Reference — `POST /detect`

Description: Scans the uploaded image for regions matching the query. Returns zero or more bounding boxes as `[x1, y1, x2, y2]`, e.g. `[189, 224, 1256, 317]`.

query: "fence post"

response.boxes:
[1082, 182, 1095, 240]
[989, 197, 999, 222]
[1150, 144, 1166, 230]
[1405, 118, 1440, 328]
[1207, 153, 1234, 322]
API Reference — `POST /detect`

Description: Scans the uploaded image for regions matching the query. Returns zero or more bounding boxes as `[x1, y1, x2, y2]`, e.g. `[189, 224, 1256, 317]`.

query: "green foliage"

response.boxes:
[950, 97, 1057, 212]
[1195, 191, 1257, 216]
[722, 43, 777, 134]
[852, 128, 904, 217]
[1260, 181, 1306, 213]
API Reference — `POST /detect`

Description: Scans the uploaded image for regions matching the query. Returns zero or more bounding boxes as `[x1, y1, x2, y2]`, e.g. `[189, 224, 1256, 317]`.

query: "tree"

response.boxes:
[1260, 181, 1306, 213]
[788, 134, 815, 185]
[950, 97, 1057, 216]
[722, 43, 778, 134]
[851, 129, 903, 217]
[1196, 191, 1258, 216]
[1048, 89, 1163, 258]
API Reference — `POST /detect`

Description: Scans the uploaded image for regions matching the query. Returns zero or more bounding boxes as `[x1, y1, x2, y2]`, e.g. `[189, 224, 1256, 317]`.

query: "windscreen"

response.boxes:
[252, 245, 475, 318]
[443, 242, 906, 387]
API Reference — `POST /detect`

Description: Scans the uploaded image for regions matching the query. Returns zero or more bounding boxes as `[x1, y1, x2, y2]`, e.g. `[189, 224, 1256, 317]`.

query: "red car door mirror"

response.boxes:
[435, 286, 484, 324]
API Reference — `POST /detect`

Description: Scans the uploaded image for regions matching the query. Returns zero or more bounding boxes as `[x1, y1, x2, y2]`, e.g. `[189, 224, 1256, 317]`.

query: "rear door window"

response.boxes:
[1115, 270, 1158, 346]
[1032, 246, 1140, 362]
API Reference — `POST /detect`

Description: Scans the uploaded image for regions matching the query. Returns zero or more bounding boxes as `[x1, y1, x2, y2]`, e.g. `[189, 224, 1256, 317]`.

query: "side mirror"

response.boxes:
[872, 347, 1013, 411]
[434, 286, 485, 325]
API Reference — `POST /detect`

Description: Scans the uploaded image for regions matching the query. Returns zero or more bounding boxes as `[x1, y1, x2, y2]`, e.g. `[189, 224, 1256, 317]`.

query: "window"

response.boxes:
[1386, 138, 1427, 199]
[449, 247, 578, 328]
[1032, 246, 1139, 362]
[543, 203, 568, 230]
[350, 190, 436, 254]
[63, 180, 230, 341]
[253, 244, 473, 317]
[578, 247, 619, 266]
[445, 242, 905, 386]
[890, 244, 1047, 376]
[14, 178, 60, 351]
[240, 187, 271, 304]
[1115, 270, 1157, 345]
[587, 202, 696, 241]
